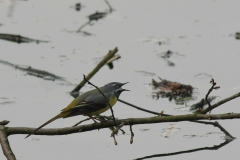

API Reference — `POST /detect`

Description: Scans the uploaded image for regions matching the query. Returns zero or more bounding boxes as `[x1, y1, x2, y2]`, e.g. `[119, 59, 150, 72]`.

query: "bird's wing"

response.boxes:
[61, 92, 112, 118]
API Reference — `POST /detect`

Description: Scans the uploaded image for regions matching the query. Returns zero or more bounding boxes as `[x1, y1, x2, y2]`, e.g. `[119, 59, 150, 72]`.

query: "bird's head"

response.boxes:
[105, 82, 129, 98]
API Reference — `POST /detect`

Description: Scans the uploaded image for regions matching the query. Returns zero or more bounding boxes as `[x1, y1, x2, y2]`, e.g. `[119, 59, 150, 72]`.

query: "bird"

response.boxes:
[25, 82, 129, 138]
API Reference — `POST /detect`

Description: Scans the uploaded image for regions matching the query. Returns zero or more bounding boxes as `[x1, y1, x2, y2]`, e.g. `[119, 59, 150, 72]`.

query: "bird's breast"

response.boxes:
[84, 96, 118, 116]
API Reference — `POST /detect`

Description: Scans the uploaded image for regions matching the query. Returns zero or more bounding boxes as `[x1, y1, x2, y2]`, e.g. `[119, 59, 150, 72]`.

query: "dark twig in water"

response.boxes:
[0, 59, 68, 82]
[76, 21, 92, 33]
[83, 75, 117, 126]
[205, 78, 220, 114]
[104, 0, 113, 13]
[0, 33, 49, 44]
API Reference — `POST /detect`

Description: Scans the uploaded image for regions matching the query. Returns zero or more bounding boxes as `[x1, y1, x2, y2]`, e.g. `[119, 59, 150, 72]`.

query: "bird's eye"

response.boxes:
[115, 84, 120, 87]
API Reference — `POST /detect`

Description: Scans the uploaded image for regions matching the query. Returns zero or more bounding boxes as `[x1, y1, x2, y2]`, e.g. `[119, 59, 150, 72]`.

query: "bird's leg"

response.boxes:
[88, 116, 107, 123]
[89, 116, 98, 123]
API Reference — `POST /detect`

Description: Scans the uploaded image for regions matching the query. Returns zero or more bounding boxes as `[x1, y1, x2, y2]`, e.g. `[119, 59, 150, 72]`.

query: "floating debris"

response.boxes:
[75, 3, 81, 11]
[158, 50, 184, 67]
[0, 59, 68, 82]
[135, 71, 156, 76]
[106, 54, 121, 69]
[194, 73, 212, 79]
[159, 50, 175, 59]
[139, 128, 150, 132]
[235, 32, 240, 40]
[0, 33, 49, 44]
[229, 32, 240, 40]
[0, 101, 15, 105]
[139, 37, 170, 45]
[189, 97, 217, 112]
[88, 11, 107, 21]
[161, 125, 180, 138]
[104, 0, 113, 13]
[158, 50, 184, 59]
[152, 78, 194, 104]
[93, 54, 121, 69]
[166, 60, 175, 67]
[106, 54, 121, 64]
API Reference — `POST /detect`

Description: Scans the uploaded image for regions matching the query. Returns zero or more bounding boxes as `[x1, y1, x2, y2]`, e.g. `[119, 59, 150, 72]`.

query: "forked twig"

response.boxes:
[205, 78, 220, 114]
[111, 122, 125, 137]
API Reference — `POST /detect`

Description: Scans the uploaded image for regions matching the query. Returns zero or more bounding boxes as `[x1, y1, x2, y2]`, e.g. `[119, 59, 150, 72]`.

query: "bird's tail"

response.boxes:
[25, 114, 62, 139]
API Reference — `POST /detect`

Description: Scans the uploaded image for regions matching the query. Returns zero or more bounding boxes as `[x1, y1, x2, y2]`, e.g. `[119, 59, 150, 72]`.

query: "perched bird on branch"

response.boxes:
[25, 82, 129, 138]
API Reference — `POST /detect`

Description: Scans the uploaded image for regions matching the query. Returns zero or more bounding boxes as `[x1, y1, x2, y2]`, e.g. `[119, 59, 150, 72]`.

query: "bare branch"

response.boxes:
[0, 121, 9, 126]
[201, 92, 240, 114]
[130, 125, 134, 144]
[205, 78, 220, 113]
[0, 126, 16, 160]
[118, 98, 235, 138]
[70, 47, 118, 97]
[6, 113, 240, 137]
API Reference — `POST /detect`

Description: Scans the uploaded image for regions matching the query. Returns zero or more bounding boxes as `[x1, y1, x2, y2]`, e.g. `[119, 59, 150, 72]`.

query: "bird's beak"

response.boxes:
[121, 89, 130, 92]
[120, 82, 129, 87]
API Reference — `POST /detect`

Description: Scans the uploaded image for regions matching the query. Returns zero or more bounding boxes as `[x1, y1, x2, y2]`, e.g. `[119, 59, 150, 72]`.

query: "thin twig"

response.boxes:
[70, 47, 118, 97]
[205, 78, 220, 114]
[212, 121, 235, 139]
[104, 0, 113, 13]
[72, 118, 91, 127]
[111, 122, 125, 136]
[201, 92, 240, 114]
[118, 99, 171, 116]
[111, 134, 117, 145]
[130, 125, 134, 144]
[83, 75, 117, 126]
[76, 20, 92, 33]
[0, 126, 16, 160]
[120, 129, 125, 134]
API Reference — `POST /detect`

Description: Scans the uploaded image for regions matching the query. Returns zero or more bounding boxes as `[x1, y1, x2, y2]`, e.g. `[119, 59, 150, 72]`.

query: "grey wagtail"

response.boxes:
[25, 82, 129, 138]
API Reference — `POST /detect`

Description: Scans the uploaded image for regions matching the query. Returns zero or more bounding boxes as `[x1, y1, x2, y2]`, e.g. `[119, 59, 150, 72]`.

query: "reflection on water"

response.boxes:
[134, 139, 233, 160]
[161, 124, 180, 138]
[194, 73, 213, 79]
[183, 132, 223, 138]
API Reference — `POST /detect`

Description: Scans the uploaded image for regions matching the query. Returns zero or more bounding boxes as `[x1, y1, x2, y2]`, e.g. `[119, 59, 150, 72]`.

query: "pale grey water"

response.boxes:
[0, 0, 240, 159]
